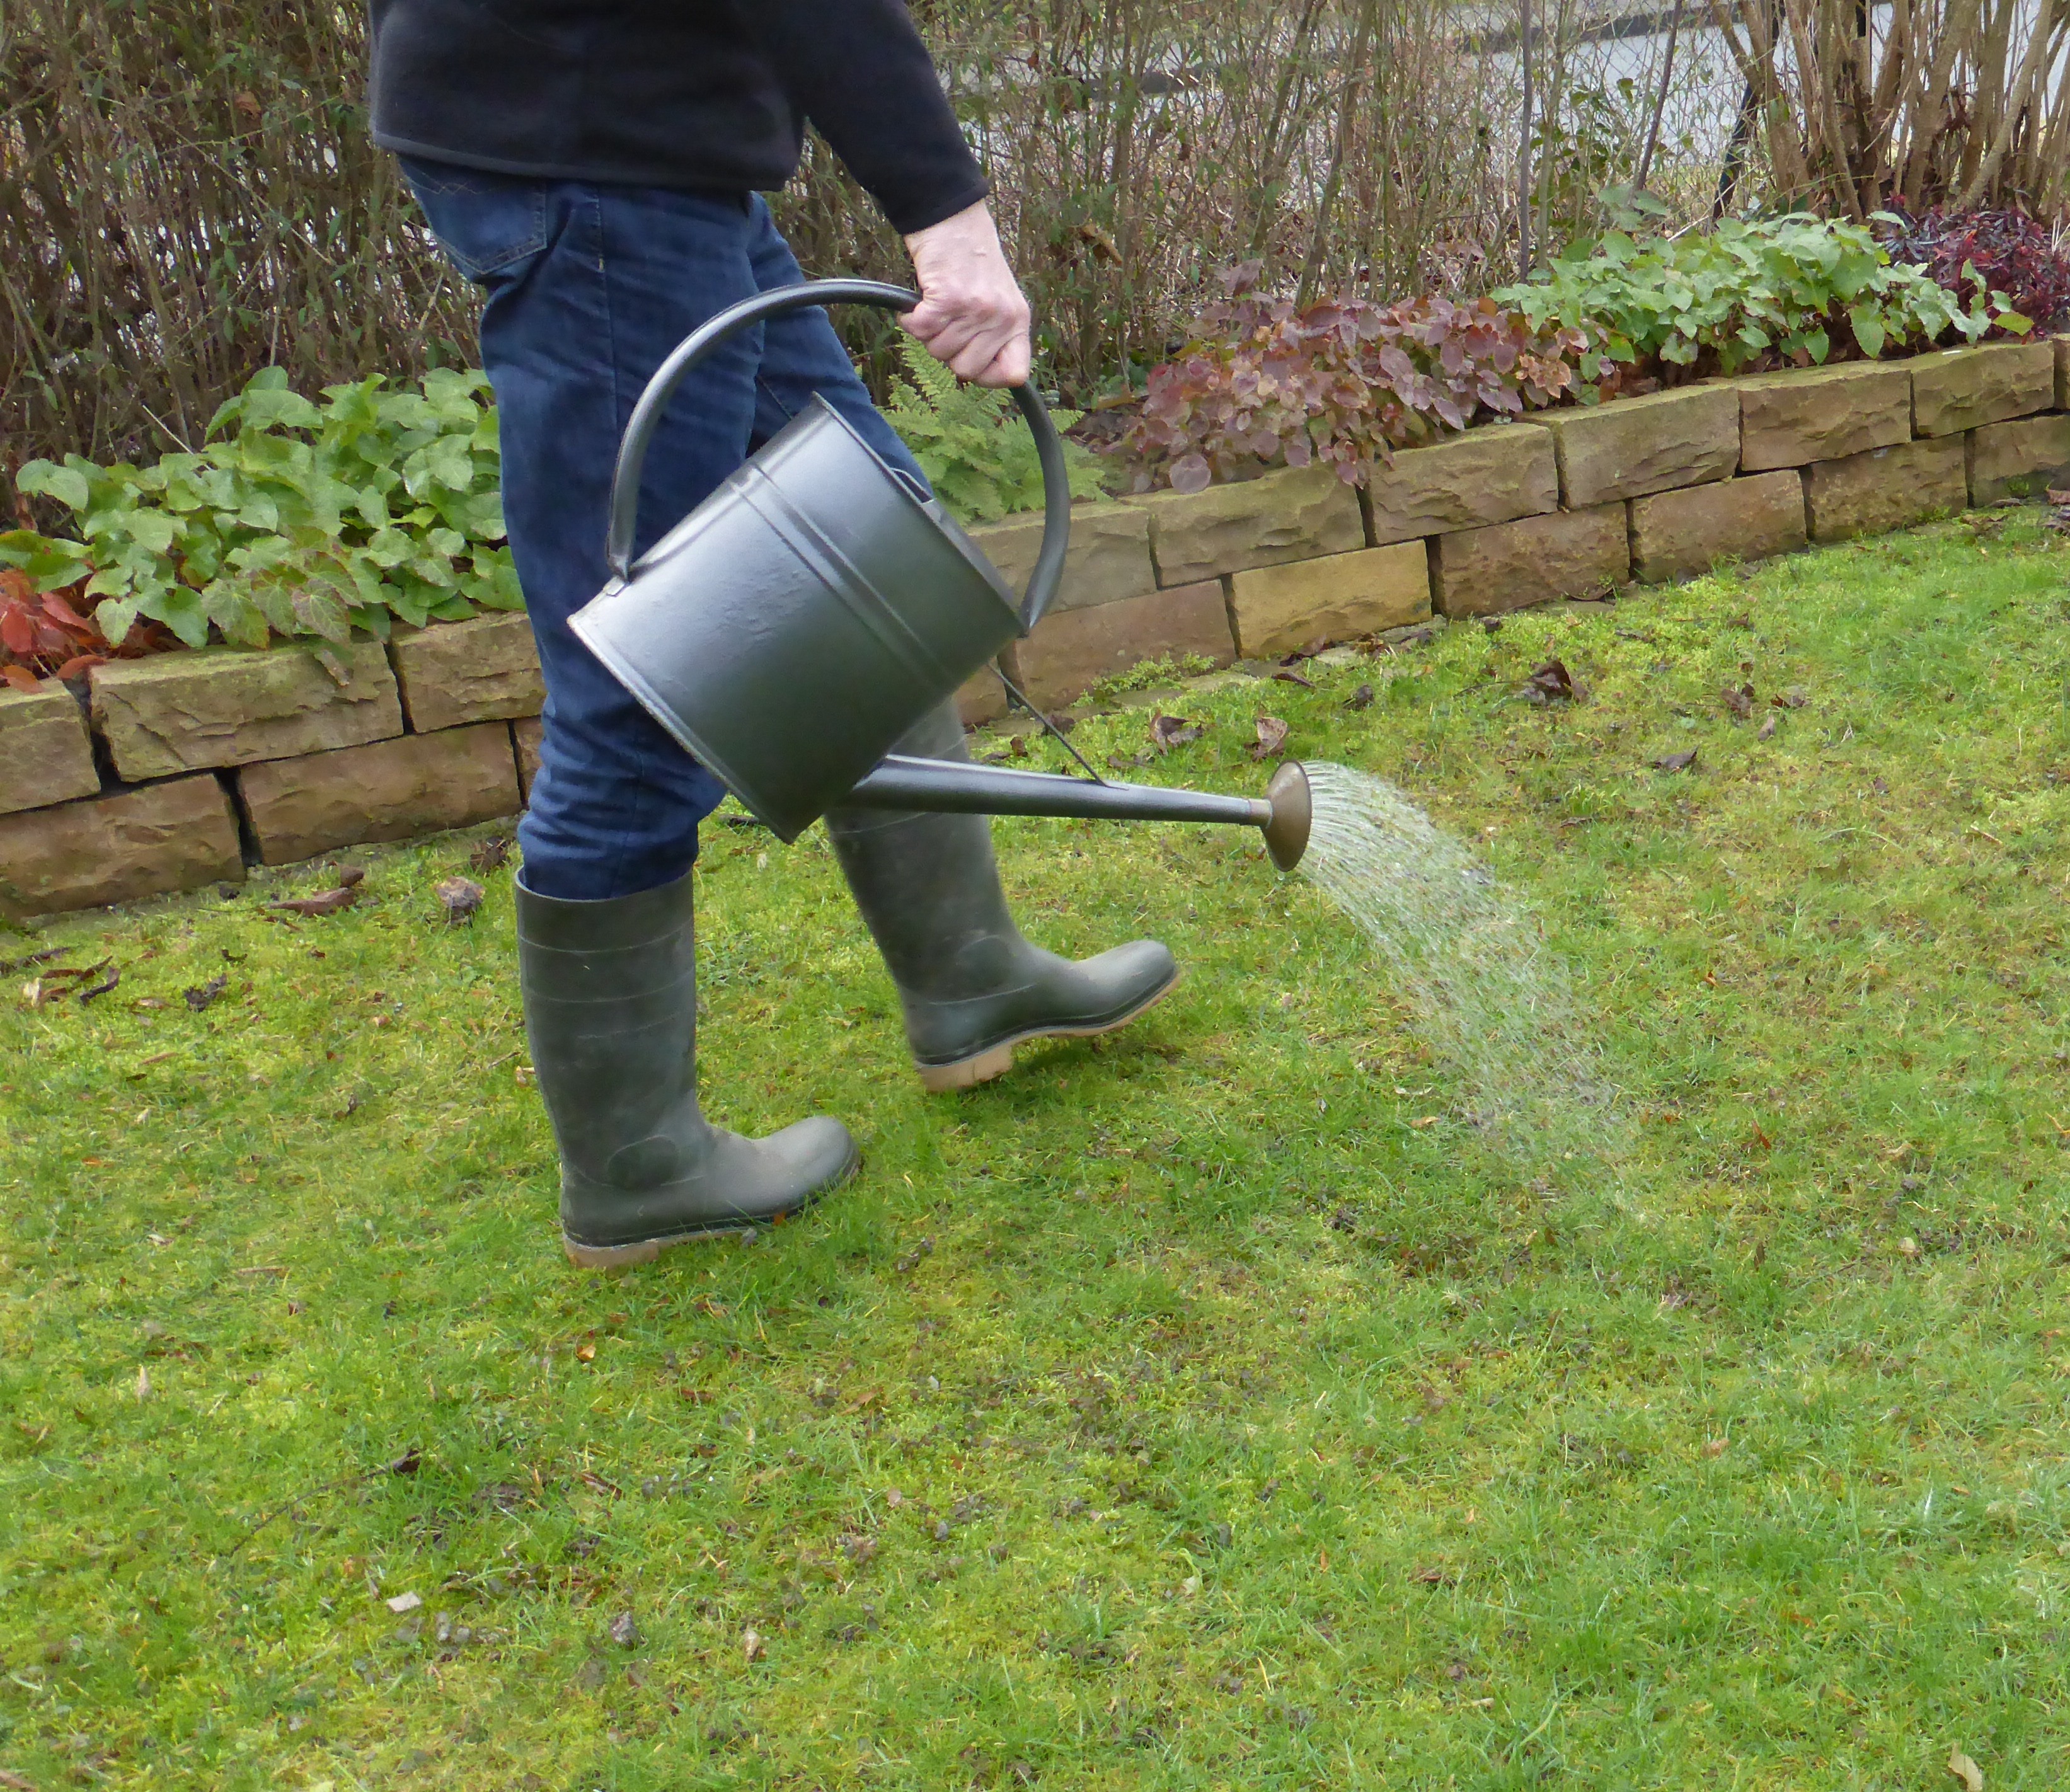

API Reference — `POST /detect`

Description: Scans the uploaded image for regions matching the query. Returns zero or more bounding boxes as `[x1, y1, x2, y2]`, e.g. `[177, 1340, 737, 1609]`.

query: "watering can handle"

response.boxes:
[603, 279, 1071, 633]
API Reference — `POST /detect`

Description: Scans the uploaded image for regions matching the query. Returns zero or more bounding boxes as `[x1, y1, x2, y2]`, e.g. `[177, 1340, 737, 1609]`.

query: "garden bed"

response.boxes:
[5, 337, 2068, 920]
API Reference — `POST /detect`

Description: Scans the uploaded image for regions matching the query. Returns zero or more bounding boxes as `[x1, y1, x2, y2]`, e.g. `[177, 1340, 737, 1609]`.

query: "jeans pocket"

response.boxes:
[399, 156, 549, 282]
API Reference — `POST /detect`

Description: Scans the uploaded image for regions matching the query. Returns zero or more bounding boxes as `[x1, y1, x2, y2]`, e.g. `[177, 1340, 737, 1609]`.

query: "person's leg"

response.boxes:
[400, 163, 856, 1258]
[402, 160, 762, 902]
[824, 703, 1180, 1091]
[737, 195, 930, 480]
[735, 195, 1183, 1088]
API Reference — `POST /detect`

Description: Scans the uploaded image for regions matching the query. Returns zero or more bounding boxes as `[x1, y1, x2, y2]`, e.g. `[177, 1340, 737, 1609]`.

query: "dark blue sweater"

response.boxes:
[367, 0, 988, 235]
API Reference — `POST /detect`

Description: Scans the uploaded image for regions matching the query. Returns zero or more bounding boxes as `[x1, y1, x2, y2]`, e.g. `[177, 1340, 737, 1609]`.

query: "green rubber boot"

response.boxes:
[517, 869, 858, 1266]
[825, 703, 1180, 1091]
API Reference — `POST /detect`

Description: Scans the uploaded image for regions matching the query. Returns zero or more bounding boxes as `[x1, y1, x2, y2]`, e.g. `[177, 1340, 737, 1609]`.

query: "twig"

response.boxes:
[1635, 0, 1686, 192]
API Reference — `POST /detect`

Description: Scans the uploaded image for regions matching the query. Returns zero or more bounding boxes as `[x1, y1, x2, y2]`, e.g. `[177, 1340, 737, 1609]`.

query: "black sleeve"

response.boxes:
[730, 0, 989, 234]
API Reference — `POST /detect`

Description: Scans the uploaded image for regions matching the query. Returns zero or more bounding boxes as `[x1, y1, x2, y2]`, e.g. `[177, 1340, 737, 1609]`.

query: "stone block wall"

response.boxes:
[6, 338, 2066, 920]
[1, 614, 534, 922]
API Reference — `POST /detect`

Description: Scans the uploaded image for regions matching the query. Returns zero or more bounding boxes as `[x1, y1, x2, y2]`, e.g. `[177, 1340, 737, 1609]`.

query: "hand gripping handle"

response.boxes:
[602, 279, 1070, 632]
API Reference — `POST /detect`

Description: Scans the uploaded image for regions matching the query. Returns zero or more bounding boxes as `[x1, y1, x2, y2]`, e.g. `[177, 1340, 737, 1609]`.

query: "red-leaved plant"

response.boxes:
[1121, 263, 1591, 493]
[0, 568, 173, 690]
[1877, 206, 2070, 333]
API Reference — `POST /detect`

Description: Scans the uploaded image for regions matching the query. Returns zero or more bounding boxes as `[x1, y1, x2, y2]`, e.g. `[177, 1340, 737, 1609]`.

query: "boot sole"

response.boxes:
[560, 1142, 862, 1268]
[915, 967, 1183, 1093]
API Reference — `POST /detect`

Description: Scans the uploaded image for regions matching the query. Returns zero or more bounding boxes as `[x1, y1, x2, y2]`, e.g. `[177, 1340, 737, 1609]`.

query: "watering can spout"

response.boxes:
[838, 755, 1313, 871]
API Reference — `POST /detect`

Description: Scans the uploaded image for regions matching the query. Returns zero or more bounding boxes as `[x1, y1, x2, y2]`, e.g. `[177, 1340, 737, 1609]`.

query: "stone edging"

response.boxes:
[4, 338, 2066, 919]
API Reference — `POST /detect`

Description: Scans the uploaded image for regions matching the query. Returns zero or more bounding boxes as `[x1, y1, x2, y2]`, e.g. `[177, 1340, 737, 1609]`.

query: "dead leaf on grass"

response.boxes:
[1149, 713, 1202, 752]
[435, 876, 485, 924]
[1651, 749, 1699, 773]
[1722, 682, 1754, 720]
[469, 836, 512, 873]
[1410, 1564, 1456, 1585]
[1772, 687, 1810, 709]
[1272, 667, 1315, 689]
[1948, 1747, 1984, 1791]
[1346, 682, 1374, 710]
[609, 1611, 642, 1648]
[1250, 715, 1289, 759]
[1523, 658, 1580, 704]
[742, 1626, 765, 1663]
[183, 974, 227, 1012]
[270, 885, 359, 918]
[1757, 714, 1779, 741]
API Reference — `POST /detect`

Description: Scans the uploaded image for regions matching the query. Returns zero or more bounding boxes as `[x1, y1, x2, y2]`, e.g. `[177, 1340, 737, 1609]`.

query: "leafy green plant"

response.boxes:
[882, 342, 1107, 522]
[1495, 214, 2028, 386]
[11, 367, 520, 656]
[1122, 265, 1590, 492]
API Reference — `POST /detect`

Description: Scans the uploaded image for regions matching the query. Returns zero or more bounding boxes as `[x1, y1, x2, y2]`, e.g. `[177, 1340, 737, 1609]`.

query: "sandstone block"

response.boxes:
[1631, 472, 1807, 583]
[1910, 340, 2055, 436]
[1969, 413, 2070, 503]
[1364, 425, 1558, 543]
[1013, 580, 1235, 709]
[90, 643, 402, 783]
[1228, 544, 1429, 658]
[963, 502, 1156, 612]
[238, 723, 521, 865]
[1524, 386, 1740, 505]
[514, 716, 543, 801]
[1134, 466, 1364, 587]
[0, 775, 241, 921]
[1736, 363, 1912, 469]
[0, 683, 100, 816]
[2054, 333, 2070, 410]
[1432, 503, 1630, 617]
[389, 612, 544, 733]
[1804, 435, 1967, 542]
[955, 664, 1009, 727]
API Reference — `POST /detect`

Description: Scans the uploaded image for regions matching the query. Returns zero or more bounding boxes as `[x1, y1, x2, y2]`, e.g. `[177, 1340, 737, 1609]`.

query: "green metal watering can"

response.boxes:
[568, 280, 1310, 870]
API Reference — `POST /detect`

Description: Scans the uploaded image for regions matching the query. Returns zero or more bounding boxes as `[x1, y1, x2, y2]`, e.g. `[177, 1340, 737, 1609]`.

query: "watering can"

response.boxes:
[567, 279, 1311, 871]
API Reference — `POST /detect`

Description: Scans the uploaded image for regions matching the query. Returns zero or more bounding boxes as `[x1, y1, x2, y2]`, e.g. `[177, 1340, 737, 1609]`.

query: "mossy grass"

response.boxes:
[5, 512, 2070, 1788]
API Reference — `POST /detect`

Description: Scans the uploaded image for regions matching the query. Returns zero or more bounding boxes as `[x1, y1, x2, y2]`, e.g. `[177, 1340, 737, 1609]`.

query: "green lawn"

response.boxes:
[4, 513, 2070, 1790]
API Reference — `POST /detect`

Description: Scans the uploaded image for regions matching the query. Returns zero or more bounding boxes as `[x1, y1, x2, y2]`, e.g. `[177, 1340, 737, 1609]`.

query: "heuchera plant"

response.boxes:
[0, 568, 176, 690]
[1122, 263, 1590, 493]
[1877, 205, 2070, 333]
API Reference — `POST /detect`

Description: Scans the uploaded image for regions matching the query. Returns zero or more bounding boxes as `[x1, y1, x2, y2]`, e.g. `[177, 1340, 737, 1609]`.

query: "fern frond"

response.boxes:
[899, 340, 961, 413]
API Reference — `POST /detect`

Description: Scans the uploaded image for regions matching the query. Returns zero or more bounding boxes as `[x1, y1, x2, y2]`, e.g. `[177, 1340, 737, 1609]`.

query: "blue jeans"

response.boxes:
[401, 161, 928, 901]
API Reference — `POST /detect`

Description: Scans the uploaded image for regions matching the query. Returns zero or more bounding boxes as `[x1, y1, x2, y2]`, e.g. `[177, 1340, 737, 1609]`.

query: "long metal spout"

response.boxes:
[838, 754, 1311, 870]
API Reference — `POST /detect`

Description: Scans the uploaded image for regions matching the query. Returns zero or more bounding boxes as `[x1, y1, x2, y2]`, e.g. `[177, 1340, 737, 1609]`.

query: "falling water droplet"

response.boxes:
[1292, 762, 1622, 1169]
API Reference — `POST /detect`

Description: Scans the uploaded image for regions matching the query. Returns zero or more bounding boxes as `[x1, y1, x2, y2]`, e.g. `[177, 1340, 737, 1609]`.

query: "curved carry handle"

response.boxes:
[604, 279, 1071, 633]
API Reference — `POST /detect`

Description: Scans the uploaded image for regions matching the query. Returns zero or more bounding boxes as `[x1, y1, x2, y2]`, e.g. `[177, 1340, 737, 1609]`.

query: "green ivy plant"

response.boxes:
[11, 367, 520, 657]
[881, 341, 1107, 522]
[1493, 214, 2028, 384]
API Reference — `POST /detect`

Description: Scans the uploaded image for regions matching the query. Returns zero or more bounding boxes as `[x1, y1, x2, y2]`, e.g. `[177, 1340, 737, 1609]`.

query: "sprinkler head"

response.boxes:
[1261, 761, 1312, 871]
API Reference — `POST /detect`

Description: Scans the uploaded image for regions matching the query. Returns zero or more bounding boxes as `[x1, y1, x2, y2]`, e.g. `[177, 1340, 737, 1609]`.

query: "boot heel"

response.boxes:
[562, 1233, 668, 1270]
[917, 1042, 1015, 1092]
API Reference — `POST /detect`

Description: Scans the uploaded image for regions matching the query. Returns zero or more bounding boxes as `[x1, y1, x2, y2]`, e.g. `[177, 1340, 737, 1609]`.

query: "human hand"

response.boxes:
[900, 200, 1032, 388]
